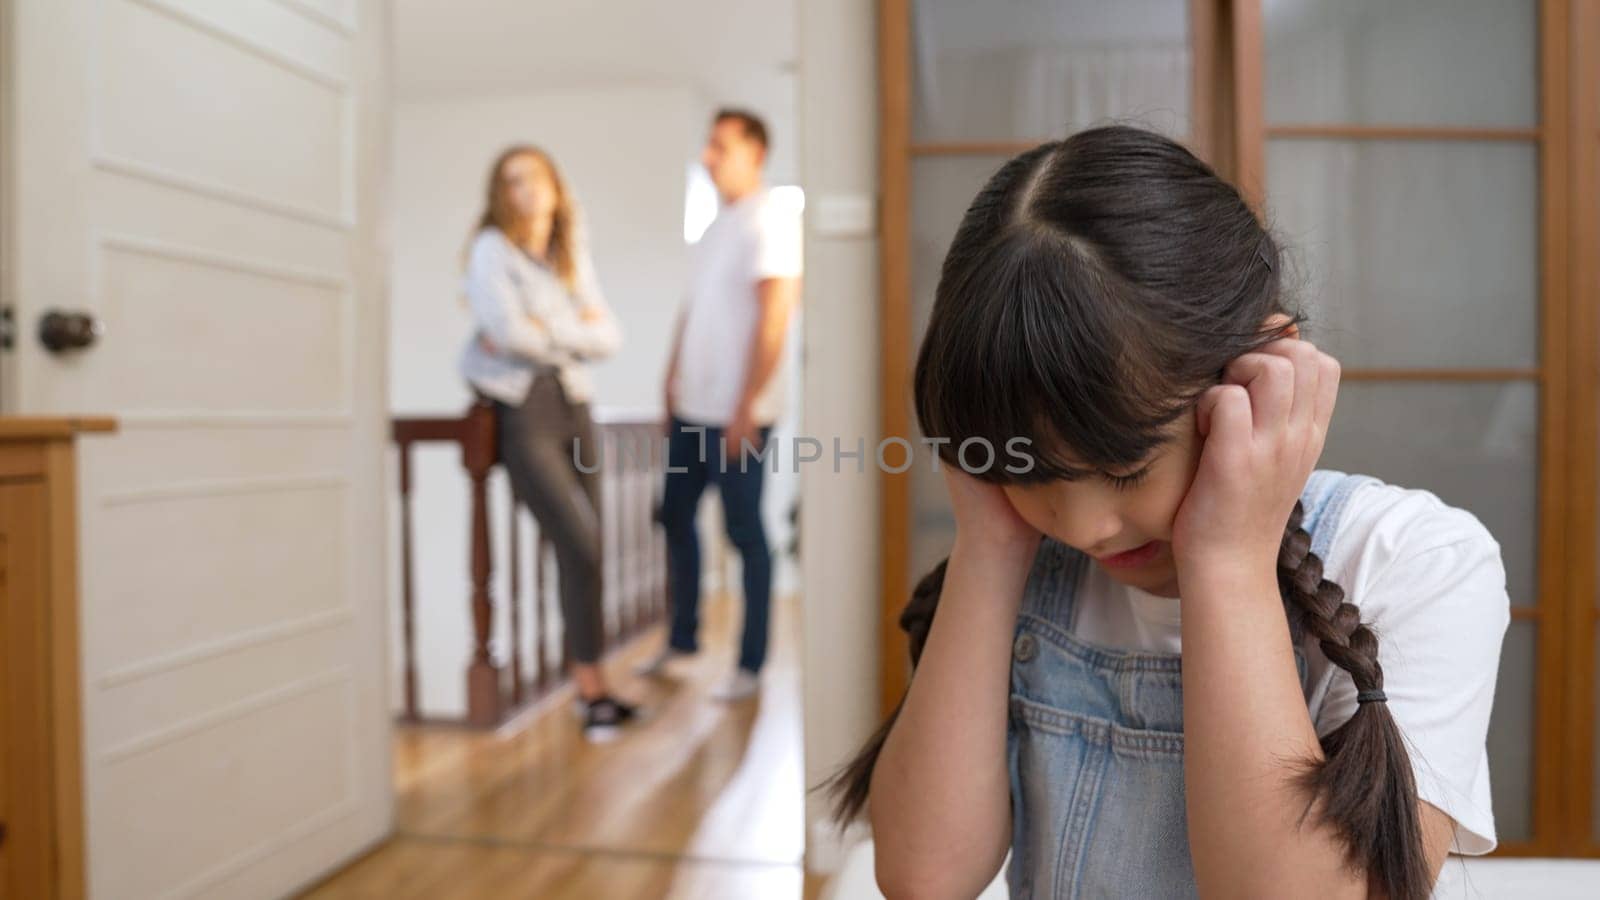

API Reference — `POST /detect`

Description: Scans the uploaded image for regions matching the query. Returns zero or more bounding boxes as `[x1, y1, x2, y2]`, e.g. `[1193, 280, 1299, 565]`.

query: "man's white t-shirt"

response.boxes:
[1070, 478, 1510, 856]
[673, 188, 803, 426]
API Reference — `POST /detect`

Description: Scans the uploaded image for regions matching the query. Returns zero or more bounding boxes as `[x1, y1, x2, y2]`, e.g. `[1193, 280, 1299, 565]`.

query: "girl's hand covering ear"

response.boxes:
[943, 465, 1041, 554]
[1172, 338, 1341, 584]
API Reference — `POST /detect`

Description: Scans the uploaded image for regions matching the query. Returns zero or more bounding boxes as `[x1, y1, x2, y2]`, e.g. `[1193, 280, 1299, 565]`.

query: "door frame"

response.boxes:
[1, 0, 16, 412]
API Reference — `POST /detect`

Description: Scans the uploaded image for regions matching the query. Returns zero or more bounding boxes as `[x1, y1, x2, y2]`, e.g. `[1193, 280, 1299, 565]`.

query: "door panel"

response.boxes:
[1259, 0, 1544, 851]
[1318, 381, 1539, 607]
[912, 0, 1192, 143]
[1264, 139, 1539, 370]
[1263, 0, 1537, 128]
[4, 1, 391, 896]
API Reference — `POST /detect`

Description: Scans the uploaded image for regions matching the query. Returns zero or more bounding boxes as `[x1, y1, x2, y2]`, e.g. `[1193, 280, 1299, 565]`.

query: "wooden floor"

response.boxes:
[300, 591, 828, 900]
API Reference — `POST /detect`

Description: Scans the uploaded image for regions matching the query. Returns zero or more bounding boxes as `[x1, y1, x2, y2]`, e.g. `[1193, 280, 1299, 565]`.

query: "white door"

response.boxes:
[2, 0, 393, 897]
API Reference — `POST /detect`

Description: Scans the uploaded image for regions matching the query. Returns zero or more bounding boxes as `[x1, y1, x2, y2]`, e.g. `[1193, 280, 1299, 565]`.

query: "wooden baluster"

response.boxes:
[397, 440, 420, 722]
[548, 532, 566, 679]
[650, 426, 664, 625]
[612, 429, 626, 642]
[635, 425, 646, 629]
[532, 521, 546, 692]
[632, 425, 645, 631]
[625, 428, 641, 639]
[639, 426, 653, 627]
[611, 426, 626, 645]
[642, 425, 656, 627]
[651, 426, 666, 623]
[509, 501, 523, 705]
[463, 401, 502, 727]
[643, 426, 654, 632]
[596, 426, 611, 652]
[604, 425, 618, 646]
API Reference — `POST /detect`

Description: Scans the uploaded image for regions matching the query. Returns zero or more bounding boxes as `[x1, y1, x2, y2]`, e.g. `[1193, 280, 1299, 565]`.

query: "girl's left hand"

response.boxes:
[1171, 337, 1341, 586]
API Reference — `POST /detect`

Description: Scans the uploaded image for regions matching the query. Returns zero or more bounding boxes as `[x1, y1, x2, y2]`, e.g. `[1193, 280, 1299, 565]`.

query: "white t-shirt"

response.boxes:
[1071, 478, 1510, 856]
[673, 188, 803, 426]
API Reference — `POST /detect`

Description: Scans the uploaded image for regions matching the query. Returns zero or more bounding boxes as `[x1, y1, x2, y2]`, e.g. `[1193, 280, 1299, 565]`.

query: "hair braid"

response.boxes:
[1276, 501, 1431, 900]
[822, 560, 946, 824]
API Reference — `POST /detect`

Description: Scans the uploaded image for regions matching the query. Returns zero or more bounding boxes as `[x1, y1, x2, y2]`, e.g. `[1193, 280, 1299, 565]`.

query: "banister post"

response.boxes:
[462, 400, 503, 727]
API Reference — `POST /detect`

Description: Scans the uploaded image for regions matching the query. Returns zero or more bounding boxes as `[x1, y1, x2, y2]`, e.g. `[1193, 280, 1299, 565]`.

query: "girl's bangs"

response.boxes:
[915, 235, 1189, 485]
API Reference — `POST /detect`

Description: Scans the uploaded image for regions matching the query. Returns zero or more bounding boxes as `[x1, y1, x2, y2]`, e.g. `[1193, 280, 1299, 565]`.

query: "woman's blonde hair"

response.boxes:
[474, 144, 581, 290]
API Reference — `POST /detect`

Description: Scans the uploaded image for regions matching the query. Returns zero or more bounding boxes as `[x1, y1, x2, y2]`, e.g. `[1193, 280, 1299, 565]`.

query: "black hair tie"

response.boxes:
[1356, 689, 1387, 705]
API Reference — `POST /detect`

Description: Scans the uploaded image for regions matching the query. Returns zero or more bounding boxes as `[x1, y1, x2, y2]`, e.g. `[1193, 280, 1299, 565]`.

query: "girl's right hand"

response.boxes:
[944, 465, 1040, 554]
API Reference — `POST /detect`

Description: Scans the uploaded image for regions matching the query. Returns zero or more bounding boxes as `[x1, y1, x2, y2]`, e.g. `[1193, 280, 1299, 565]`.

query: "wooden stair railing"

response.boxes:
[392, 401, 668, 727]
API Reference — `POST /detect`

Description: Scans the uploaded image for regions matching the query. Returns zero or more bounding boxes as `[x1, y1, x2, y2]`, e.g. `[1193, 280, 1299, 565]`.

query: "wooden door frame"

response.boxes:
[877, 0, 911, 714]
[877, 0, 1600, 857]
[1531, 0, 1573, 855]
[1565, 0, 1600, 858]
[0, 0, 16, 412]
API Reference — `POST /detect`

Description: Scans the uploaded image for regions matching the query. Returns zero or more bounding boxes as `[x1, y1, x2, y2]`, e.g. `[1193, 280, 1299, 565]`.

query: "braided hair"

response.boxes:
[822, 126, 1431, 900]
[1279, 502, 1429, 896]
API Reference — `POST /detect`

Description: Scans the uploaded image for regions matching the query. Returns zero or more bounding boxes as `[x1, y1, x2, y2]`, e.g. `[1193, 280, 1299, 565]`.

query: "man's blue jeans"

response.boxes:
[659, 416, 773, 673]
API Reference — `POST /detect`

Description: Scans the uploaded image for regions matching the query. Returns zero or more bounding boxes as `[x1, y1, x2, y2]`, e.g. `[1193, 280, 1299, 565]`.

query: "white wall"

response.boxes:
[798, 0, 883, 874]
[391, 0, 800, 186]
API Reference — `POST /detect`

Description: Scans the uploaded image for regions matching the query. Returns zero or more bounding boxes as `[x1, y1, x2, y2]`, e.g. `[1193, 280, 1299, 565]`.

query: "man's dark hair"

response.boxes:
[714, 108, 769, 152]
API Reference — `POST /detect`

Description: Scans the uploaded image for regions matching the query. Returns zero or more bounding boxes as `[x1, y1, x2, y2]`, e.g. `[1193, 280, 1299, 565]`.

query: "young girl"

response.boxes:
[831, 126, 1508, 899]
[459, 145, 635, 741]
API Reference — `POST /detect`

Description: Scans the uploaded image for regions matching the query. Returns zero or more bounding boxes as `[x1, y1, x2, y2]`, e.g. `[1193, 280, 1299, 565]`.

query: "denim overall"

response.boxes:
[1005, 470, 1374, 899]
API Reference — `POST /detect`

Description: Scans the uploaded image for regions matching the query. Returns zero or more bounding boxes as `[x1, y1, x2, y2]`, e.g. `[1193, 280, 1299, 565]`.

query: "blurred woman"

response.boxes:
[459, 145, 633, 742]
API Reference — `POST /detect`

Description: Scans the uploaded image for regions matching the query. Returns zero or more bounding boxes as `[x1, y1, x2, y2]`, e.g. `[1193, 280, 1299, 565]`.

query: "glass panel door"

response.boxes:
[904, 0, 1194, 592]
[1261, 0, 1542, 846]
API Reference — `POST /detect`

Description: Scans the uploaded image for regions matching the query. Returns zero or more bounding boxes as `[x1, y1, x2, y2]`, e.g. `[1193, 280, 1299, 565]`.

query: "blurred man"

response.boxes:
[638, 109, 802, 700]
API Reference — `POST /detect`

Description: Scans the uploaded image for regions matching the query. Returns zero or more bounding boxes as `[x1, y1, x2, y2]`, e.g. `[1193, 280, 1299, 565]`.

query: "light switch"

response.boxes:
[810, 193, 876, 237]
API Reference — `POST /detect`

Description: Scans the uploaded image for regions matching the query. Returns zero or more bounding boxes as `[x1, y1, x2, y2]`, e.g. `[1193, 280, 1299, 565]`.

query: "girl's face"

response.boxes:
[1001, 408, 1202, 598]
[500, 153, 559, 229]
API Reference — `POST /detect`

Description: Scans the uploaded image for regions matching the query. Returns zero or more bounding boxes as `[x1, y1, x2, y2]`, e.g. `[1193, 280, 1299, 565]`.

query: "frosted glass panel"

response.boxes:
[910, 156, 1008, 350]
[912, 0, 1190, 143]
[906, 156, 1010, 585]
[1487, 621, 1535, 843]
[1264, 0, 1536, 128]
[1267, 140, 1537, 369]
[1319, 382, 1537, 607]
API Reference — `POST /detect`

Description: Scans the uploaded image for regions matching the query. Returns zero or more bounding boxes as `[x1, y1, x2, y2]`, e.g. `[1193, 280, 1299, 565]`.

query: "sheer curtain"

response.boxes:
[911, 0, 1191, 142]
[915, 40, 1190, 141]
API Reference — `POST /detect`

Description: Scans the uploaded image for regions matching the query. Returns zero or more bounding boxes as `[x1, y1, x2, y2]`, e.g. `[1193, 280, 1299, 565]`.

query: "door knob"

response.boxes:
[38, 309, 102, 353]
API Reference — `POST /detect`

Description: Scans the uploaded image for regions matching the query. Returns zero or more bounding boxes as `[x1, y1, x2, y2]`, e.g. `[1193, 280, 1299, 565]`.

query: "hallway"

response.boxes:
[301, 591, 824, 899]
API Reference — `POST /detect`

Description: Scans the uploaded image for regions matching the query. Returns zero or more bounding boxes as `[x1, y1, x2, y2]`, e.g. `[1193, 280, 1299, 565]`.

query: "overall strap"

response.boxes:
[1298, 469, 1379, 560]
[1019, 538, 1090, 629]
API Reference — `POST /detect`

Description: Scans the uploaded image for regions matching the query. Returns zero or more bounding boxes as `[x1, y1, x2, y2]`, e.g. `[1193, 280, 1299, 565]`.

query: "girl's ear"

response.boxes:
[1262, 312, 1300, 341]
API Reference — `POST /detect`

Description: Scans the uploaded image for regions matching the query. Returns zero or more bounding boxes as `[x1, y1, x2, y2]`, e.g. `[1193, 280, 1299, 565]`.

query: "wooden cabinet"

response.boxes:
[0, 418, 110, 900]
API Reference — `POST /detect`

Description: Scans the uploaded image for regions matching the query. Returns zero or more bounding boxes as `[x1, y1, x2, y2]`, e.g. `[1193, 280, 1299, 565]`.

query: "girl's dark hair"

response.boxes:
[823, 125, 1429, 899]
